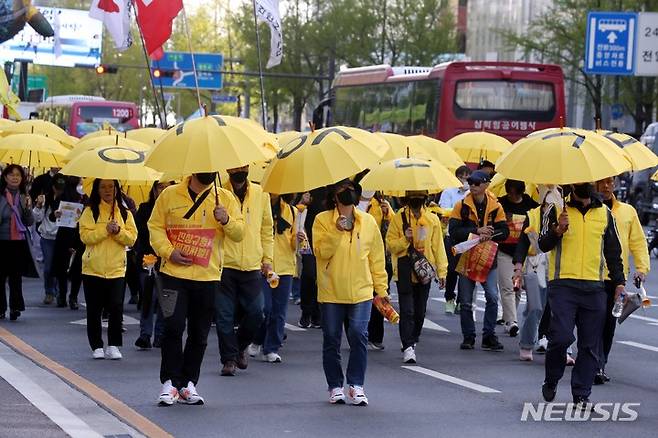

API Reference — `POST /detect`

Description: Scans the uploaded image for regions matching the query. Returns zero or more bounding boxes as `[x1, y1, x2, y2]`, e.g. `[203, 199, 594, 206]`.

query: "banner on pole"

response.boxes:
[254, 0, 283, 68]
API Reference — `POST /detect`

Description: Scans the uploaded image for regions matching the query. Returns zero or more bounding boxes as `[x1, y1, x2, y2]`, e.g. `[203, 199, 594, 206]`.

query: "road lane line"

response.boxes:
[285, 323, 306, 332]
[423, 319, 450, 333]
[0, 355, 102, 438]
[616, 341, 658, 353]
[402, 366, 501, 393]
[628, 314, 658, 323]
[0, 326, 173, 438]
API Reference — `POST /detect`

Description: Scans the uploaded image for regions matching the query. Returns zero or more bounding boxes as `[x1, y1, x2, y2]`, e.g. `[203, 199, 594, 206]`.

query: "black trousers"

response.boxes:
[368, 261, 392, 344]
[300, 254, 321, 322]
[82, 275, 125, 350]
[545, 282, 606, 398]
[444, 235, 459, 301]
[214, 269, 264, 363]
[159, 274, 217, 388]
[53, 242, 83, 304]
[538, 299, 552, 340]
[599, 281, 617, 369]
[397, 256, 431, 350]
[124, 250, 142, 301]
[0, 240, 27, 314]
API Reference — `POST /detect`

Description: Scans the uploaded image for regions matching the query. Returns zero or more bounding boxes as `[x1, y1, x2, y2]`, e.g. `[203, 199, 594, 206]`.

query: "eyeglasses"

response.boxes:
[467, 180, 482, 187]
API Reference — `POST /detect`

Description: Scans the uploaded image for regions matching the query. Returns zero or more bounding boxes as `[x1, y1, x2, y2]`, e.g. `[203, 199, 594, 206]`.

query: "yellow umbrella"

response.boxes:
[62, 146, 161, 182]
[276, 131, 301, 147]
[488, 172, 539, 201]
[409, 135, 465, 171]
[145, 115, 271, 174]
[376, 132, 434, 161]
[447, 132, 512, 163]
[0, 134, 70, 168]
[596, 129, 658, 171]
[496, 128, 632, 184]
[2, 119, 75, 147]
[0, 119, 16, 129]
[125, 128, 167, 146]
[261, 127, 388, 194]
[360, 157, 461, 192]
[66, 136, 150, 162]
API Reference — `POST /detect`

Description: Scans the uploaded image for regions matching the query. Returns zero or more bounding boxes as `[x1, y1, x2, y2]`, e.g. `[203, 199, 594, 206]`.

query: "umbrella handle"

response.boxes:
[213, 177, 219, 206]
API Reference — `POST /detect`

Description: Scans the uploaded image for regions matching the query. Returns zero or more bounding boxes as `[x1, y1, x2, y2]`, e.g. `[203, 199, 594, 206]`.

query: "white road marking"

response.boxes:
[423, 319, 450, 333]
[628, 314, 658, 324]
[70, 315, 140, 327]
[285, 323, 306, 332]
[431, 297, 483, 312]
[0, 356, 102, 438]
[616, 341, 658, 353]
[402, 366, 501, 393]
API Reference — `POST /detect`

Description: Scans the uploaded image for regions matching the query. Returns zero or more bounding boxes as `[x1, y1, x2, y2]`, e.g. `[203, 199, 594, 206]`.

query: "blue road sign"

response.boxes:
[212, 93, 238, 104]
[585, 12, 637, 75]
[152, 52, 223, 90]
[611, 103, 624, 119]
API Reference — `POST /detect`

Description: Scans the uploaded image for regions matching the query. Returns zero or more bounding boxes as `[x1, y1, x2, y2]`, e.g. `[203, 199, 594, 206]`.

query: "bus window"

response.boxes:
[394, 82, 412, 134]
[412, 80, 439, 135]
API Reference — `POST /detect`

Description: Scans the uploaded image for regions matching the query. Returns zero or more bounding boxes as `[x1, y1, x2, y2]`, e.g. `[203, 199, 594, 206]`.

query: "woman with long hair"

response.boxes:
[0, 164, 36, 320]
[79, 179, 137, 360]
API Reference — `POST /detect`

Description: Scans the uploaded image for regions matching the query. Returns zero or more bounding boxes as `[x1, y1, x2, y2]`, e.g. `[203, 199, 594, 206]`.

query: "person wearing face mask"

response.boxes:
[312, 179, 389, 406]
[497, 179, 539, 337]
[149, 172, 244, 406]
[439, 165, 471, 314]
[449, 170, 509, 351]
[538, 181, 625, 409]
[387, 191, 447, 363]
[216, 165, 274, 377]
[594, 177, 649, 385]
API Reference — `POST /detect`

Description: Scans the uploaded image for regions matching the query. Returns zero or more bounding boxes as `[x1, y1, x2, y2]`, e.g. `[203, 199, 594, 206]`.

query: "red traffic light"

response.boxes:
[95, 65, 105, 74]
[153, 68, 161, 78]
[95, 64, 118, 74]
[152, 68, 175, 79]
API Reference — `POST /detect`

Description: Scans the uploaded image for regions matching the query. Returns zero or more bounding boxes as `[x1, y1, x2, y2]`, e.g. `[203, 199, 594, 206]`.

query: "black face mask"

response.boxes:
[572, 183, 593, 199]
[408, 197, 425, 210]
[229, 171, 248, 184]
[336, 189, 356, 206]
[195, 172, 216, 186]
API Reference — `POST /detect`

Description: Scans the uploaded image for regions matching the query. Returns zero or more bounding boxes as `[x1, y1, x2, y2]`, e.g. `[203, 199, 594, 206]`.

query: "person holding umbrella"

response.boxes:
[79, 179, 137, 360]
[313, 179, 389, 406]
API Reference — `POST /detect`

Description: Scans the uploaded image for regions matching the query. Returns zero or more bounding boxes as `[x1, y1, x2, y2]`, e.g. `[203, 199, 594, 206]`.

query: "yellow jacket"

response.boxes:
[223, 182, 274, 272]
[387, 207, 448, 281]
[366, 197, 393, 228]
[272, 199, 298, 276]
[607, 196, 650, 276]
[313, 207, 389, 304]
[148, 178, 244, 282]
[79, 200, 137, 279]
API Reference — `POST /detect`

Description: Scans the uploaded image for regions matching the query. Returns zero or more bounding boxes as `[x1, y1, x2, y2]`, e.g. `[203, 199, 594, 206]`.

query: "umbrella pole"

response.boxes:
[251, 0, 268, 129]
[213, 177, 219, 206]
[180, 4, 204, 113]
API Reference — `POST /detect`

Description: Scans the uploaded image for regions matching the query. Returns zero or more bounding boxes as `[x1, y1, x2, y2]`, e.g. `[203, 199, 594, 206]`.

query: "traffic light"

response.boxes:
[95, 64, 118, 74]
[152, 68, 175, 79]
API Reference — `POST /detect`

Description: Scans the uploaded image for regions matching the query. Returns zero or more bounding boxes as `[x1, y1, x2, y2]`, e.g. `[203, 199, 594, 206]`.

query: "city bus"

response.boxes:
[36, 95, 139, 138]
[317, 61, 566, 143]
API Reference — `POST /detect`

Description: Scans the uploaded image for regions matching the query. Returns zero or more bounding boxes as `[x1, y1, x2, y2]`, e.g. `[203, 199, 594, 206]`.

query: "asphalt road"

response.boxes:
[1, 268, 658, 438]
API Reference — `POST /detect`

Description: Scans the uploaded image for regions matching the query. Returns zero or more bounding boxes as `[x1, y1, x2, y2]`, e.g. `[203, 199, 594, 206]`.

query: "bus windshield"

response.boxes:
[76, 106, 136, 137]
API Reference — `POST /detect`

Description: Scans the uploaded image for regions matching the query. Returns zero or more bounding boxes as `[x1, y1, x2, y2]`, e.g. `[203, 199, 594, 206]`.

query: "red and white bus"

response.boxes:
[36, 95, 139, 138]
[319, 61, 566, 143]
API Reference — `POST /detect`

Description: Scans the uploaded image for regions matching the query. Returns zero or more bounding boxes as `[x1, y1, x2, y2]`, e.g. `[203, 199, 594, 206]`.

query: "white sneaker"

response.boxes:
[329, 387, 345, 404]
[263, 352, 282, 363]
[536, 336, 548, 353]
[347, 385, 368, 406]
[158, 380, 179, 406]
[402, 346, 416, 364]
[104, 346, 122, 360]
[505, 322, 519, 337]
[178, 381, 204, 405]
[247, 343, 261, 358]
[92, 348, 105, 359]
[445, 299, 456, 314]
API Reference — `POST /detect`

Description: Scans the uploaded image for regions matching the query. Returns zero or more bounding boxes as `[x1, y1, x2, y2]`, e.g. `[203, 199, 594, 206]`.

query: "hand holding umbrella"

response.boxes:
[214, 204, 229, 225]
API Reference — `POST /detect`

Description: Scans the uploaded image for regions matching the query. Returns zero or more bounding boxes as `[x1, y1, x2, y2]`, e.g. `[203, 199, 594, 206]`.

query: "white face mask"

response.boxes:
[76, 184, 84, 196]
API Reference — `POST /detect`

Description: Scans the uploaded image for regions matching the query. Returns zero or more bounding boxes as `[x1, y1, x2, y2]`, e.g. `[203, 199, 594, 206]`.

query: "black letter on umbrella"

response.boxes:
[97, 147, 145, 164]
[311, 128, 352, 145]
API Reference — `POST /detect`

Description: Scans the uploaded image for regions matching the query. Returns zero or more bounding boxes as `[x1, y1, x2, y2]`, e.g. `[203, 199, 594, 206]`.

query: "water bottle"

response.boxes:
[611, 293, 625, 318]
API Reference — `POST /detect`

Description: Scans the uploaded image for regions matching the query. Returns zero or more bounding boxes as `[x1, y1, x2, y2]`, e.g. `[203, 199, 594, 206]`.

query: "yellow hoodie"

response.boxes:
[313, 207, 389, 304]
[79, 200, 137, 279]
[148, 178, 244, 282]
[272, 199, 298, 276]
[222, 181, 274, 272]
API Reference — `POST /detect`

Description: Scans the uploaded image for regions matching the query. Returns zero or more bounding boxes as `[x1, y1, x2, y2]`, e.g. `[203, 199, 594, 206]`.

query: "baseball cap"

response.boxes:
[467, 170, 491, 185]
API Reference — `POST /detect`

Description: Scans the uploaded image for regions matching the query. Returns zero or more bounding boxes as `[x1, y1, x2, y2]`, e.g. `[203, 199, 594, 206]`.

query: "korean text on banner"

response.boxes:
[254, 0, 283, 68]
[166, 227, 215, 267]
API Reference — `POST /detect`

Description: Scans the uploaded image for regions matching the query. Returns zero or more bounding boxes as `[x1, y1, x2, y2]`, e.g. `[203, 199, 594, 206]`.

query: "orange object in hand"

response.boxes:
[374, 295, 399, 324]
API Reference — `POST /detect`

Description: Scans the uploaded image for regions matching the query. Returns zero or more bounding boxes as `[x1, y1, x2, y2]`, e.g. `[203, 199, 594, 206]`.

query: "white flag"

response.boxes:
[89, 0, 132, 51]
[254, 0, 283, 68]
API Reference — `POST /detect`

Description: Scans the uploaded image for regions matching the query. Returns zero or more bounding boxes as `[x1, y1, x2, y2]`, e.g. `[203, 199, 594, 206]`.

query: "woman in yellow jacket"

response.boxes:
[387, 190, 448, 364]
[250, 194, 298, 363]
[79, 179, 137, 360]
[312, 179, 389, 406]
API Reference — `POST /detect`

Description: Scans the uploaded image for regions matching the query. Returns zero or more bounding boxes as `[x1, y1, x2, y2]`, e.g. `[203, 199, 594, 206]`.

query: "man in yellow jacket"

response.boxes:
[387, 190, 447, 363]
[538, 181, 625, 408]
[313, 179, 389, 406]
[216, 165, 274, 377]
[149, 173, 244, 406]
[595, 177, 650, 384]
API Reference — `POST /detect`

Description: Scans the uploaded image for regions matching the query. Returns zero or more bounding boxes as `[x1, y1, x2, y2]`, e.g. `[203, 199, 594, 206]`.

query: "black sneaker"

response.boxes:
[593, 369, 606, 385]
[0, 313, 5, 319]
[69, 300, 79, 310]
[542, 382, 557, 402]
[311, 318, 322, 329]
[496, 318, 505, 325]
[602, 370, 610, 382]
[482, 335, 504, 351]
[298, 315, 311, 328]
[573, 396, 593, 411]
[153, 337, 162, 348]
[135, 335, 152, 350]
[460, 336, 475, 350]
[9, 310, 20, 321]
[128, 295, 138, 305]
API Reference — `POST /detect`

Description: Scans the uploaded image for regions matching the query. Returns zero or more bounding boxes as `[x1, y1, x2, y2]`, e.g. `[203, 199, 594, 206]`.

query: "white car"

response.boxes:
[640, 122, 658, 149]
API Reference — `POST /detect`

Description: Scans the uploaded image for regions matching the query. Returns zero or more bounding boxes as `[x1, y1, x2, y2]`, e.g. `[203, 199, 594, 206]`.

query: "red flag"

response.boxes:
[135, 0, 183, 60]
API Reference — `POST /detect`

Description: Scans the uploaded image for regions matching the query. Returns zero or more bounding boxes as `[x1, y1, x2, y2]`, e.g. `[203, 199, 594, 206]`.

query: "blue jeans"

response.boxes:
[255, 275, 292, 354]
[458, 268, 499, 338]
[321, 300, 371, 389]
[291, 276, 301, 300]
[519, 271, 547, 349]
[139, 272, 164, 340]
[40, 238, 57, 296]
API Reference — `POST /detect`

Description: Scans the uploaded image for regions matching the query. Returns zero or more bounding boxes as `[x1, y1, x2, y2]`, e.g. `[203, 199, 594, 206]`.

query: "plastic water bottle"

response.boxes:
[611, 293, 625, 318]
